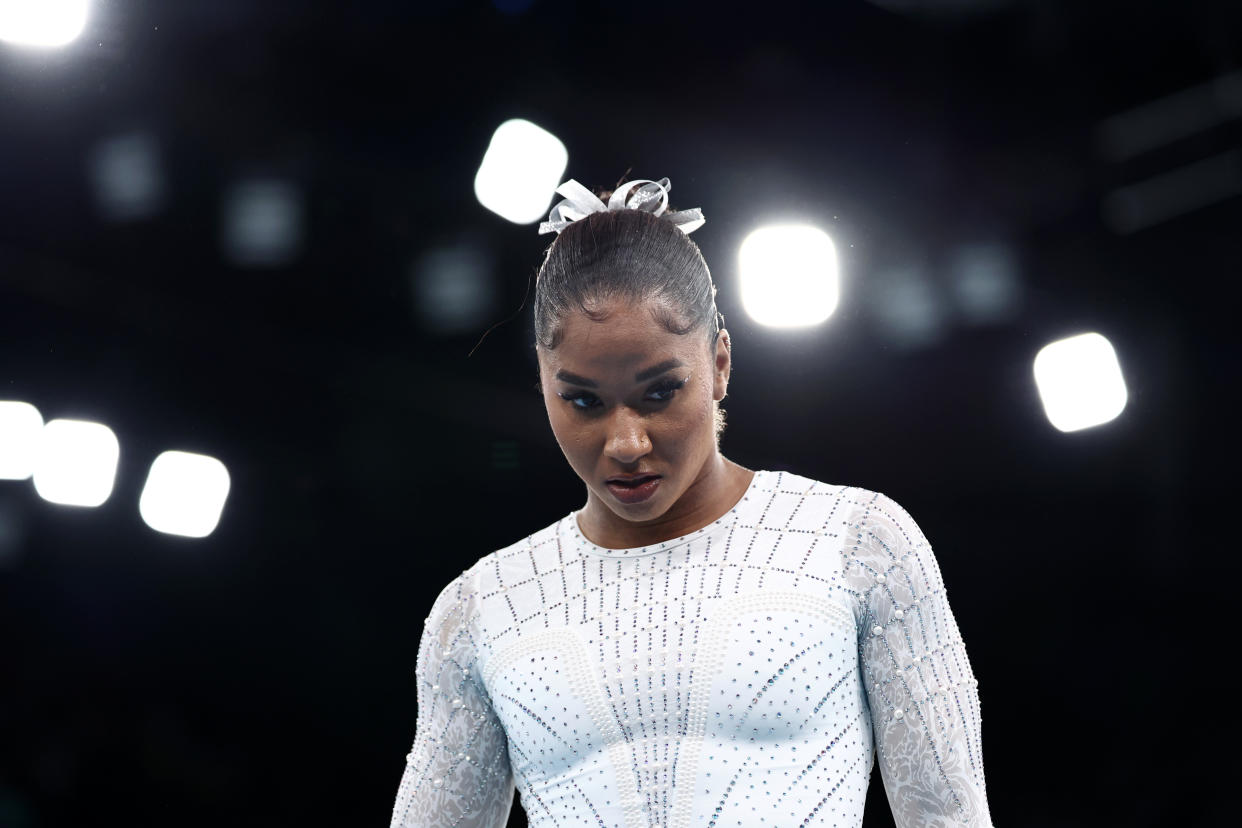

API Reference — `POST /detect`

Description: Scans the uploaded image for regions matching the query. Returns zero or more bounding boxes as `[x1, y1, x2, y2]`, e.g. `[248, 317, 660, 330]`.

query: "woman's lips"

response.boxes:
[605, 476, 662, 504]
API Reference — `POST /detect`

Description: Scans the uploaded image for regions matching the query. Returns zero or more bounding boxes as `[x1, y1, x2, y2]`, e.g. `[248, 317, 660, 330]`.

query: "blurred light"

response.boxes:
[0, 496, 26, 566]
[947, 242, 1021, 325]
[474, 119, 568, 224]
[1033, 332, 1128, 433]
[1102, 149, 1242, 234]
[0, 400, 43, 480]
[868, 265, 948, 349]
[32, 419, 119, 507]
[1097, 70, 1242, 163]
[412, 241, 497, 334]
[0, 495, 28, 568]
[0, 0, 90, 47]
[222, 178, 304, 267]
[138, 451, 230, 538]
[88, 131, 165, 221]
[738, 225, 839, 328]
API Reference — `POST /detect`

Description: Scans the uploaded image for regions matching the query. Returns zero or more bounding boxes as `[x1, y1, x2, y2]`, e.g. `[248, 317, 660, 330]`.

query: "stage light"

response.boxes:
[738, 225, 839, 328]
[32, 419, 119, 507]
[1102, 149, 1242, 234]
[138, 451, 230, 539]
[1096, 70, 1242, 163]
[0, 401, 43, 480]
[221, 177, 304, 267]
[88, 131, 164, 221]
[474, 119, 568, 224]
[868, 264, 948, 349]
[412, 241, 497, 334]
[1033, 333, 1128, 433]
[0, 0, 89, 47]
[947, 242, 1021, 325]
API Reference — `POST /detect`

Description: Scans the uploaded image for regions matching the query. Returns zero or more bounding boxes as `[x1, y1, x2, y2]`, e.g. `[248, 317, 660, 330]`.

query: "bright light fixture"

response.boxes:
[32, 418, 119, 507]
[138, 450, 231, 539]
[0, 0, 90, 48]
[738, 225, 840, 328]
[0, 400, 43, 480]
[1033, 332, 1129, 433]
[474, 119, 568, 224]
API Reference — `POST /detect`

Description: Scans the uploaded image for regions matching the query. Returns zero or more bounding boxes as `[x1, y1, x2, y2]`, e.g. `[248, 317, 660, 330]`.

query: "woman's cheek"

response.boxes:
[556, 416, 597, 467]
[682, 384, 715, 433]
[548, 409, 579, 460]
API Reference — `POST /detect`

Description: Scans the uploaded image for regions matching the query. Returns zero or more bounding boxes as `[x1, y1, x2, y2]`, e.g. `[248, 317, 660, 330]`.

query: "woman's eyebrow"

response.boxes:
[634, 359, 684, 382]
[555, 358, 685, 388]
[555, 370, 597, 388]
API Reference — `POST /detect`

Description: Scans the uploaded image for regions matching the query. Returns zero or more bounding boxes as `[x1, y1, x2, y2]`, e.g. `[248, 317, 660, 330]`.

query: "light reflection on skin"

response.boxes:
[536, 297, 754, 550]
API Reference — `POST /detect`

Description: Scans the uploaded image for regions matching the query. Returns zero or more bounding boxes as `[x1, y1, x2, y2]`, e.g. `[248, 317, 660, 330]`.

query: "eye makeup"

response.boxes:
[558, 375, 690, 412]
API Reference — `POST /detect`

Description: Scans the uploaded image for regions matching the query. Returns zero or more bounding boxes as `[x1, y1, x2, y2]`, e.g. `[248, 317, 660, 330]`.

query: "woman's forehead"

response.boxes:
[541, 301, 700, 376]
[548, 335, 689, 374]
[560, 309, 679, 344]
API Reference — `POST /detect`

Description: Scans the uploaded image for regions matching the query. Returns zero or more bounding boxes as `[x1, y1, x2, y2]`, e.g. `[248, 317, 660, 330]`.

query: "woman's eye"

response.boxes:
[559, 392, 601, 411]
[558, 378, 686, 412]
[645, 378, 686, 403]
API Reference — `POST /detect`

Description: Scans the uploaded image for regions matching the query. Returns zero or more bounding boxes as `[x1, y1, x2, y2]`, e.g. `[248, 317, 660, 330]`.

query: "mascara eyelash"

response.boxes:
[647, 377, 688, 400]
[558, 377, 688, 411]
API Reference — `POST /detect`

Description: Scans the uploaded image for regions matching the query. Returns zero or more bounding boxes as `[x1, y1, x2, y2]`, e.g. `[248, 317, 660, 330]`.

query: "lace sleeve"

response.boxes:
[389, 570, 515, 828]
[845, 491, 994, 827]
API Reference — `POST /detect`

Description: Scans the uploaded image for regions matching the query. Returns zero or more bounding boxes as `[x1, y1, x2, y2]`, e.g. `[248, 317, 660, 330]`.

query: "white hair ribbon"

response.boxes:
[537, 176, 705, 235]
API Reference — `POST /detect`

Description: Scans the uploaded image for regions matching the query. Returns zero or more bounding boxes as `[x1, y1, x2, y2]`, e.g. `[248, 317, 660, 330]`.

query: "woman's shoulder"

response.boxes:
[427, 511, 571, 606]
[753, 471, 944, 589]
[749, 469, 933, 548]
[754, 468, 907, 516]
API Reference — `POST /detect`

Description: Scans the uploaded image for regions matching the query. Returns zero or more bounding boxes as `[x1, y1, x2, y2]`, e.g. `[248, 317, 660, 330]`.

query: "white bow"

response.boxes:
[537, 177, 706, 235]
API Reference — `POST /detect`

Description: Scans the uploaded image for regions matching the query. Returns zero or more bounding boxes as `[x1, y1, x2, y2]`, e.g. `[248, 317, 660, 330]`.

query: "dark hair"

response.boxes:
[532, 194, 729, 440]
[533, 202, 722, 351]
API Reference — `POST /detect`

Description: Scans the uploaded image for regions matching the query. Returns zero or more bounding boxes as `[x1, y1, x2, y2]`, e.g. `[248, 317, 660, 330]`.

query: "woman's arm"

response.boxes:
[846, 490, 994, 827]
[389, 572, 515, 828]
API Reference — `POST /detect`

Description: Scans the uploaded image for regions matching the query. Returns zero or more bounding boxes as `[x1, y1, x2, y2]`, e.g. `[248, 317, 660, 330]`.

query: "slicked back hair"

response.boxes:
[533, 206, 720, 351]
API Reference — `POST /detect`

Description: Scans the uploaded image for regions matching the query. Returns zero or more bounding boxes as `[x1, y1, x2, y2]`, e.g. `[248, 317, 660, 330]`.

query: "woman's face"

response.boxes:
[537, 297, 731, 527]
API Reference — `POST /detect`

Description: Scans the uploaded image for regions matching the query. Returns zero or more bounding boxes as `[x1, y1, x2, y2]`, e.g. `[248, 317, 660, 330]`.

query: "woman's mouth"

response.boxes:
[605, 475, 662, 505]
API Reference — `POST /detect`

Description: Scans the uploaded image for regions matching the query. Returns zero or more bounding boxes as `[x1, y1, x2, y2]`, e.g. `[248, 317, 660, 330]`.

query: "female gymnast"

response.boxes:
[390, 176, 993, 827]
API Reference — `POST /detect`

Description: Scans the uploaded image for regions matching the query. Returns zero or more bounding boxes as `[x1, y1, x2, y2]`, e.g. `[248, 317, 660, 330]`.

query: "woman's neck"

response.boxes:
[578, 455, 755, 549]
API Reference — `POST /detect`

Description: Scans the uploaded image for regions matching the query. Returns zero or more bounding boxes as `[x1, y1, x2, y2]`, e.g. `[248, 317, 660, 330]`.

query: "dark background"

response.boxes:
[2, 0, 1238, 825]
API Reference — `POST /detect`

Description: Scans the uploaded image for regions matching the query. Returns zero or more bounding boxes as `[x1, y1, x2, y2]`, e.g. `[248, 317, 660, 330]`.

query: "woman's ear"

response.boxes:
[712, 329, 731, 402]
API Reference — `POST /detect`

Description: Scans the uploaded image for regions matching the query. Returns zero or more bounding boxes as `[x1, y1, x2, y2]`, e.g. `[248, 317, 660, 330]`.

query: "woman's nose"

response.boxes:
[603, 409, 651, 464]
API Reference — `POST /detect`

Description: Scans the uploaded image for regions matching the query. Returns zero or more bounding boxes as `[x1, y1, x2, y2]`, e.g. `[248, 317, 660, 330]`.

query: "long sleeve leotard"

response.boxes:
[390, 470, 993, 827]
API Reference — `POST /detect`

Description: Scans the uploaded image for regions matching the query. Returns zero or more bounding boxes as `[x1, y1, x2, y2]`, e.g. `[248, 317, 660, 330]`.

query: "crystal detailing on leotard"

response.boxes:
[389, 470, 993, 827]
